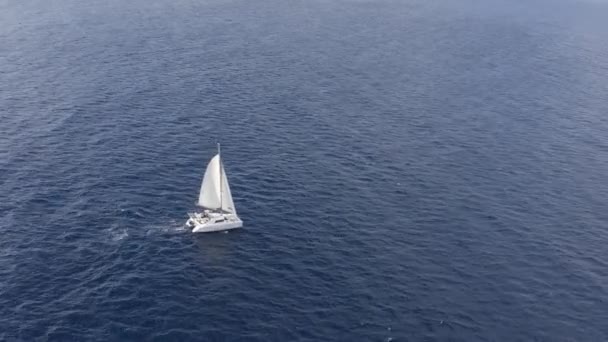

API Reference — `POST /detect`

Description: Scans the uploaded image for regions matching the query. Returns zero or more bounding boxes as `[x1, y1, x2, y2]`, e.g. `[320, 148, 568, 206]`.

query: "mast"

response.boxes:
[218, 142, 222, 213]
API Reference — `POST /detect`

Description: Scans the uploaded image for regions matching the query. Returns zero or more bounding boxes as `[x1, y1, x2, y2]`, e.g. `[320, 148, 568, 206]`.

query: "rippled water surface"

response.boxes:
[1, 0, 608, 340]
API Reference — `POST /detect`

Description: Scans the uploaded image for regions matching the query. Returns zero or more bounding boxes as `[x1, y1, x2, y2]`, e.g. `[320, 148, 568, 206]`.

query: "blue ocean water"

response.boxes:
[1, 0, 608, 340]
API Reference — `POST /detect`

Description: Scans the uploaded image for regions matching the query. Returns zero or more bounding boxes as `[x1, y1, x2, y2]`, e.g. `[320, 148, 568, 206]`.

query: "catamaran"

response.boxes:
[186, 144, 243, 233]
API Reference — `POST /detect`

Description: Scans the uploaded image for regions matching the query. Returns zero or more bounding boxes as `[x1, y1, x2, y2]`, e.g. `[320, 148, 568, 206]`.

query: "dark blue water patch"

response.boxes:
[1, 0, 608, 340]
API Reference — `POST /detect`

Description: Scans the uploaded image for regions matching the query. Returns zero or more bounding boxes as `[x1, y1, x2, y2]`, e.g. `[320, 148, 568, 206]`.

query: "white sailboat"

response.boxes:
[186, 143, 243, 233]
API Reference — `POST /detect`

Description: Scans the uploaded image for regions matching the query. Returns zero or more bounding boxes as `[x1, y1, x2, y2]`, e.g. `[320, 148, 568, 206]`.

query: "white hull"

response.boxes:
[186, 212, 242, 233]
[191, 218, 242, 233]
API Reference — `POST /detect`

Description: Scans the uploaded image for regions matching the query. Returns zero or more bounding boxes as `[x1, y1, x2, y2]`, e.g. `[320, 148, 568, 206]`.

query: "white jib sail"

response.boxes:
[220, 162, 236, 214]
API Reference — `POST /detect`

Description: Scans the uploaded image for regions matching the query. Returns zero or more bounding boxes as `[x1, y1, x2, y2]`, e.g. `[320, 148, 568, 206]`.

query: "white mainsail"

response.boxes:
[198, 154, 221, 209]
[197, 153, 236, 214]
